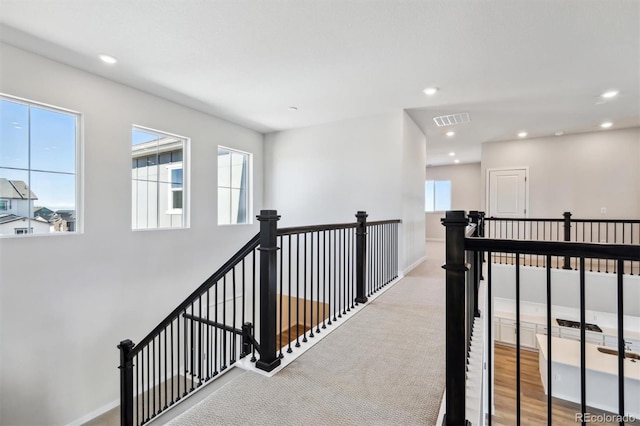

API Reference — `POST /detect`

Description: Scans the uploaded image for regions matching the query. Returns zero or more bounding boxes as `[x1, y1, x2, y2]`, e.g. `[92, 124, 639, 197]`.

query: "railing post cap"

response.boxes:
[117, 339, 134, 350]
[356, 211, 368, 218]
[257, 210, 281, 221]
[563, 211, 572, 217]
[441, 210, 469, 226]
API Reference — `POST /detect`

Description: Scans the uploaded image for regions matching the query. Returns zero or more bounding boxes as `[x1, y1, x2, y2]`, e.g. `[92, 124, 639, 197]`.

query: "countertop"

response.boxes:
[536, 334, 640, 379]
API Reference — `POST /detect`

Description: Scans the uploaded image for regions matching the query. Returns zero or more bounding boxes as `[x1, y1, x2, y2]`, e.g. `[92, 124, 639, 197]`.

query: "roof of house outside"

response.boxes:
[0, 178, 38, 200]
[0, 213, 25, 225]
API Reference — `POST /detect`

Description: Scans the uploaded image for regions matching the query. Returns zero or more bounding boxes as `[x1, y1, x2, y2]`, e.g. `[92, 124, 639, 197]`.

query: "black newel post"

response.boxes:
[355, 211, 369, 304]
[441, 211, 471, 426]
[256, 210, 282, 372]
[468, 211, 481, 318]
[563, 211, 572, 269]
[118, 339, 135, 426]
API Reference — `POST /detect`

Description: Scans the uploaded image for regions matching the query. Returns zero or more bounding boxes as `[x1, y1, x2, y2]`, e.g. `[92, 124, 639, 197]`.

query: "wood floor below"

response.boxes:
[492, 344, 638, 425]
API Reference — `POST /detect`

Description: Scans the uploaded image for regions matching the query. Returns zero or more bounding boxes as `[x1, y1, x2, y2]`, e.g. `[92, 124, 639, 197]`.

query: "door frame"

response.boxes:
[485, 167, 530, 218]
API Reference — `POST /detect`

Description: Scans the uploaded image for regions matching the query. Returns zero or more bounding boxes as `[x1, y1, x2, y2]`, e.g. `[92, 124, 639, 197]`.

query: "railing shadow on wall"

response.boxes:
[442, 210, 640, 426]
[118, 210, 400, 426]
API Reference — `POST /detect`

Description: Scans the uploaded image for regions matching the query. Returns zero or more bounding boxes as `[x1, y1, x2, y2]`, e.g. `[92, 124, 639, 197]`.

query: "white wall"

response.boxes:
[264, 111, 426, 273]
[0, 43, 264, 425]
[481, 128, 640, 218]
[424, 162, 481, 240]
[401, 112, 427, 270]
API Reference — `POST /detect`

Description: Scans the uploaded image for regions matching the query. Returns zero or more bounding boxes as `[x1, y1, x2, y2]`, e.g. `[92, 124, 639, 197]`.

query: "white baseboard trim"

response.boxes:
[426, 238, 445, 242]
[67, 399, 119, 426]
[401, 255, 426, 277]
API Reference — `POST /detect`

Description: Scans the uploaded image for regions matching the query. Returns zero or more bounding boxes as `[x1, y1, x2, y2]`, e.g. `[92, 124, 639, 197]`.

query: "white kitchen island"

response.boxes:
[537, 334, 640, 417]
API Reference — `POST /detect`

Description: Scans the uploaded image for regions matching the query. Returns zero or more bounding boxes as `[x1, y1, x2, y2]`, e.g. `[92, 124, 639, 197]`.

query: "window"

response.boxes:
[0, 95, 79, 236]
[425, 180, 451, 212]
[218, 147, 250, 225]
[132, 127, 187, 229]
[168, 166, 183, 211]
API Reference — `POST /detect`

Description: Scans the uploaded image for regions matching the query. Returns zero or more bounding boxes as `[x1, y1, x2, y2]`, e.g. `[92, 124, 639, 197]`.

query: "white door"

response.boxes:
[487, 168, 528, 218]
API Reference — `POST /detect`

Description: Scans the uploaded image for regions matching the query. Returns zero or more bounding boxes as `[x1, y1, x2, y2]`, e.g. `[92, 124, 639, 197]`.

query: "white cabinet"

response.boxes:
[498, 319, 517, 346]
[495, 318, 537, 350]
[520, 323, 536, 349]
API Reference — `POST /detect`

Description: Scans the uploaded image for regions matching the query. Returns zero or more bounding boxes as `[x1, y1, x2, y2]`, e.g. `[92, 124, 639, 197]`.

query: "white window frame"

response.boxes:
[0, 94, 82, 238]
[0, 199, 9, 210]
[217, 146, 252, 226]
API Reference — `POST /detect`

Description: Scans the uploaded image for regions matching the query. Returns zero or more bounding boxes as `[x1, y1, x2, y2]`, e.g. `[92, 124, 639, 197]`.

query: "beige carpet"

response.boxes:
[167, 242, 446, 426]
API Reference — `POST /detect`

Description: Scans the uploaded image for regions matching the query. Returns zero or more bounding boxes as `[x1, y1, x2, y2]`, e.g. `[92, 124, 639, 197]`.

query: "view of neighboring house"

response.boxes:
[0, 178, 75, 235]
[131, 135, 184, 229]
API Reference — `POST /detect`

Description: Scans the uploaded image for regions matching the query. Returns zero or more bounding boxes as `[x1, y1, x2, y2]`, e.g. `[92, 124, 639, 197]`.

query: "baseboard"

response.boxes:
[426, 238, 444, 242]
[67, 399, 119, 426]
[401, 255, 426, 277]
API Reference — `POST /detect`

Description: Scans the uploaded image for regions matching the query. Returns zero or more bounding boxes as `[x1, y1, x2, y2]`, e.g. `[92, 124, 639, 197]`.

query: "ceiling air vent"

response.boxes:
[433, 112, 470, 127]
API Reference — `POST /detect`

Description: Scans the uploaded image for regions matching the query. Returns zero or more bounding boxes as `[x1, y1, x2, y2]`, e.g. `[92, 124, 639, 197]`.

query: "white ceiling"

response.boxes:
[1, 0, 638, 166]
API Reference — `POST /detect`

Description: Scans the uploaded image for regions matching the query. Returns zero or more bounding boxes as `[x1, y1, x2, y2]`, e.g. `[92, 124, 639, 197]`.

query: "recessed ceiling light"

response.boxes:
[99, 54, 118, 65]
[446, 131, 455, 137]
[449, 152, 455, 156]
[454, 159, 460, 164]
[601, 90, 619, 99]
[555, 131, 564, 136]
[288, 106, 298, 111]
[518, 132, 528, 138]
[423, 87, 439, 96]
[600, 121, 613, 128]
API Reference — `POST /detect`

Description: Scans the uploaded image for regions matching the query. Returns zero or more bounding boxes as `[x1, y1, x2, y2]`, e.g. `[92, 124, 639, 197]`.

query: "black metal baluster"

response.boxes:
[232, 267, 237, 363]
[336, 231, 342, 321]
[190, 302, 195, 390]
[170, 322, 174, 405]
[580, 257, 586, 425]
[317, 230, 321, 333]
[303, 233, 308, 342]
[135, 353, 139, 425]
[323, 230, 327, 328]
[198, 296, 202, 384]
[142, 346, 146, 422]
[310, 232, 315, 338]
[296, 234, 301, 347]
[163, 328, 167, 409]
[546, 254, 552, 425]
[252, 250, 257, 361]
[598, 224, 602, 272]
[348, 227, 353, 310]
[617, 259, 625, 423]
[279, 236, 284, 356]
[206, 290, 210, 380]
[344, 227, 348, 310]
[222, 275, 227, 369]
[339, 228, 344, 317]
[288, 234, 293, 353]
[487, 251, 493, 426]
[516, 253, 521, 426]
[152, 336, 156, 417]
[148, 343, 151, 420]
[176, 314, 180, 400]
[214, 282, 218, 375]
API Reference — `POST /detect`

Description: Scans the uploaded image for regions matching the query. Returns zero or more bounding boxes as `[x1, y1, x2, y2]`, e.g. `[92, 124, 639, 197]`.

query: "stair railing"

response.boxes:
[118, 210, 400, 426]
[442, 210, 640, 426]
